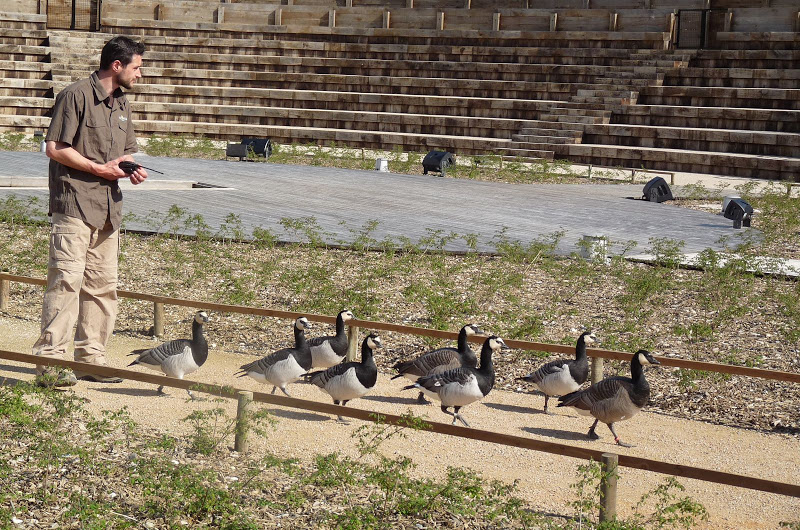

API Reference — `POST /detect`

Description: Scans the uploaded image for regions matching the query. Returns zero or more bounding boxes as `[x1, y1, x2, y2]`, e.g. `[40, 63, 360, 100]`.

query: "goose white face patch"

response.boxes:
[638, 352, 650, 365]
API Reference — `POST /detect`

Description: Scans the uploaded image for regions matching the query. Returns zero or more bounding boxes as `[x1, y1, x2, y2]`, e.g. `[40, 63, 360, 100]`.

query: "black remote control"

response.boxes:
[119, 161, 163, 174]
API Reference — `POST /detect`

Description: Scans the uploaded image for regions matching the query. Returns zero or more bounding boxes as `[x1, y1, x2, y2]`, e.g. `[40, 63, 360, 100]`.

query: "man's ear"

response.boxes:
[111, 59, 123, 72]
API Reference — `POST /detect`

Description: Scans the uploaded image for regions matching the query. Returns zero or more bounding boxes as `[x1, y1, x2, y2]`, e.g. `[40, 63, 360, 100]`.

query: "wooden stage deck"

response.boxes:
[0, 151, 753, 255]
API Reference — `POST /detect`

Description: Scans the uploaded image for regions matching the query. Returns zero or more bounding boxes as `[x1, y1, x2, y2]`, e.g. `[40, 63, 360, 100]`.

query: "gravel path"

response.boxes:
[1, 315, 798, 529]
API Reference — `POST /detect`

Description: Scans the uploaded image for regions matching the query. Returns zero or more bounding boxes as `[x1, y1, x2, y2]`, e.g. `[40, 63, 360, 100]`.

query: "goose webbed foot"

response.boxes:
[186, 389, 204, 401]
[587, 419, 601, 440]
[279, 387, 292, 398]
[416, 392, 431, 405]
[543, 397, 555, 415]
[335, 401, 350, 424]
[454, 413, 470, 428]
[157, 385, 168, 396]
[609, 424, 634, 447]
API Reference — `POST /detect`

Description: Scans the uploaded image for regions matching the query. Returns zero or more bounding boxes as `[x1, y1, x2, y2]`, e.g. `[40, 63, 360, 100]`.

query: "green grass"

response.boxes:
[2, 191, 799, 354]
[0, 383, 707, 529]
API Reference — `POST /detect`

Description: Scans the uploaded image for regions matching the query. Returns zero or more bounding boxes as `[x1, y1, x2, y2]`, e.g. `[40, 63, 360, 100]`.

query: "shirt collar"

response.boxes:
[90, 71, 126, 110]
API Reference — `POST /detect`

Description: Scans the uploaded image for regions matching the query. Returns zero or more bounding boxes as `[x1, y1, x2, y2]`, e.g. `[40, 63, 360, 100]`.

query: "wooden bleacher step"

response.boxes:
[518, 122, 586, 133]
[538, 114, 610, 125]
[499, 146, 555, 161]
[544, 108, 610, 119]
[594, 77, 661, 88]
[510, 134, 580, 145]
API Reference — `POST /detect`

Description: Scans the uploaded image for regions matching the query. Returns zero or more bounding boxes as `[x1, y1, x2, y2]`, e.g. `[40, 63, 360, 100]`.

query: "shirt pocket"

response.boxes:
[84, 115, 111, 162]
[112, 119, 129, 159]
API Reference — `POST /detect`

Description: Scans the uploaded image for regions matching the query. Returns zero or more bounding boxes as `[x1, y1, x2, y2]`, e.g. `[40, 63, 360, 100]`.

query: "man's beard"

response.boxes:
[118, 77, 134, 90]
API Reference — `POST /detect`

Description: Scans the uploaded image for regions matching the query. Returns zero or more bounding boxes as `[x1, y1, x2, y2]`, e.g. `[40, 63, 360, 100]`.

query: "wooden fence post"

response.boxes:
[591, 357, 603, 384]
[600, 453, 619, 522]
[0, 278, 9, 311]
[347, 325, 359, 362]
[154, 302, 165, 338]
[235, 391, 253, 453]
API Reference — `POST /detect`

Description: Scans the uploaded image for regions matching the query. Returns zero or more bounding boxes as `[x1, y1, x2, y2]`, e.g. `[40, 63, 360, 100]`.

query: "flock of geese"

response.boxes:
[127, 310, 661, 447]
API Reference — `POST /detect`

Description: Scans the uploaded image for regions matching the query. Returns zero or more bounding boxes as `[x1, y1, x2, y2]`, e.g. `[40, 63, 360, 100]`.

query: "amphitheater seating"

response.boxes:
[2, 0, 42, 15]
[1, 1, 799, 180]
[0, 11, 47, 29]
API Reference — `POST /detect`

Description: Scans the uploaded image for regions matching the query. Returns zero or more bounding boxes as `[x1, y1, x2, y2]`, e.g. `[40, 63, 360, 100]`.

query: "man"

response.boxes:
[33, 36, 148, 387]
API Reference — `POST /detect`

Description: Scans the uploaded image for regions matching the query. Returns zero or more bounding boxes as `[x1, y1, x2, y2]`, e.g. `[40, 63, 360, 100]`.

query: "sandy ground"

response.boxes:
[1, 314, 798, 529]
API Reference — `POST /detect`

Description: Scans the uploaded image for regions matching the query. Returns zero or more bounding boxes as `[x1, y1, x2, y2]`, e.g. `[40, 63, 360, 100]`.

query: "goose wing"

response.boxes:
[558, 376, 633, 412]
[529, 358, 572, 384]
[308, 335, 333, 347]
[397, 347, 460, 377]
[130, 339, 192, 366]
[236, 348, 294, 375]
[415, 367, 473, 393]
[307, 361, 356, 388]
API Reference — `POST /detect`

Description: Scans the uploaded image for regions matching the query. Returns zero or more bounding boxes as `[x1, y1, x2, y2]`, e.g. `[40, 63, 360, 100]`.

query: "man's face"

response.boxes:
[115, 54, 142, 90]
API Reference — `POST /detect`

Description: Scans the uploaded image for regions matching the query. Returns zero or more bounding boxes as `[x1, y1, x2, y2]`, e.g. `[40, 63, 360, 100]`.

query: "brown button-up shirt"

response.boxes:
[46, 71, 138, 230]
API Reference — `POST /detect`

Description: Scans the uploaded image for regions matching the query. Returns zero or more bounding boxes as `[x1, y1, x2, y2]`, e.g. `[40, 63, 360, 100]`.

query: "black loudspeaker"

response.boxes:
[722, 198, 754, 229]
[422, 150, 456, 176]
[225, 143, 248, 161]
[241, 137, 273, 158]
[642, 176, 673, 203]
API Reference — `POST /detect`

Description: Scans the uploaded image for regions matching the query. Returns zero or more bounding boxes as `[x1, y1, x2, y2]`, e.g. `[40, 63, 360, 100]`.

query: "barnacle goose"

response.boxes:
[516, 331, 598, 414]
[557, 349, 660, 447]
[391, 323, 483, 404]
[403, 335, 509, 427]
[235, 317, 312, 397]
[306, 333, 382, 423]
[128, 311, 210, 400]
[309, 309, 355, 368]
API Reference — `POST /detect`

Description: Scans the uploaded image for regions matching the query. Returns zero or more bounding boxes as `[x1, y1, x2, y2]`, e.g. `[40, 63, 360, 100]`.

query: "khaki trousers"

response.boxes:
[32, 213, 119, 372]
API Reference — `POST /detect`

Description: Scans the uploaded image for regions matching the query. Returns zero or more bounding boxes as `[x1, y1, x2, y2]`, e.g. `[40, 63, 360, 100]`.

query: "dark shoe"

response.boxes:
[74, 371, 124, 383]
[35, 369, 78, 388]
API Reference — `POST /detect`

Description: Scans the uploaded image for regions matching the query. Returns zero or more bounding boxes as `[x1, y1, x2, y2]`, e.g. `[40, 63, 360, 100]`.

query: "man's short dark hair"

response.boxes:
[99, 36, 145, 71]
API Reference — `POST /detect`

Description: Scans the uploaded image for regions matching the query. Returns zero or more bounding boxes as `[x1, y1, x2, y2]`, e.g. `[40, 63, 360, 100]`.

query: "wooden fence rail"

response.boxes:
[2, 272, 799, 384]
[1, 348, 799, 499]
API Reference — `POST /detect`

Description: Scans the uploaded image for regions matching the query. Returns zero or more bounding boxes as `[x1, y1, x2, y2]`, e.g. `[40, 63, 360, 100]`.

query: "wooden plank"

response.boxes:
[2, 273, 799, 384]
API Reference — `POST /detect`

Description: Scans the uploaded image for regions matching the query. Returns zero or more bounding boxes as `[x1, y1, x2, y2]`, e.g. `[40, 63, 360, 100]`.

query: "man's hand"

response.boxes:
[45, 142, 148, 184]
[120, 155, 148, 185]
[94, 157, 129, 181]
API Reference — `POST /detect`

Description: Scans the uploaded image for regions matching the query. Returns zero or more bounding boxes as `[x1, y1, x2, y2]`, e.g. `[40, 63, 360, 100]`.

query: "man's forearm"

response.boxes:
[46, 141, 100, 174]
[45, 141, 127, 181]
